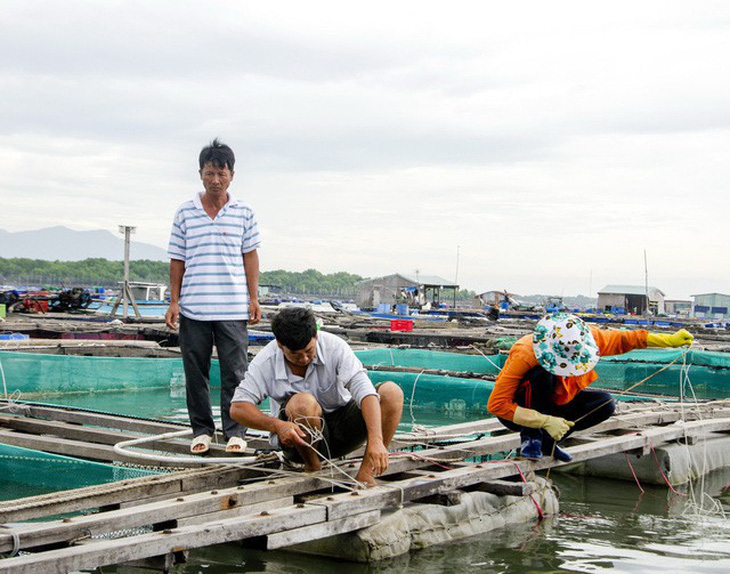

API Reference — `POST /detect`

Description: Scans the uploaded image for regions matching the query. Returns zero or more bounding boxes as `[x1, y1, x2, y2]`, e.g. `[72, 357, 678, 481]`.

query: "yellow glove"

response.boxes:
[513, 406, 575, 441]
[647, 329, 694, 348]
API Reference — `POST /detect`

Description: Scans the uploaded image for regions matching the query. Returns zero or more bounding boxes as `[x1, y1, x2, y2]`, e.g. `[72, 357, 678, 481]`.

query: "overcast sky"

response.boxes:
[1, 1, 728, 299]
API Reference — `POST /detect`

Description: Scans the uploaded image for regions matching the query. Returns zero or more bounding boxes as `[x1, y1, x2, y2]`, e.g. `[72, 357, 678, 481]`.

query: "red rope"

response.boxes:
[623, 452, 645, 494]
[512, 462, 545, 521]
[645, 435, 686, 497]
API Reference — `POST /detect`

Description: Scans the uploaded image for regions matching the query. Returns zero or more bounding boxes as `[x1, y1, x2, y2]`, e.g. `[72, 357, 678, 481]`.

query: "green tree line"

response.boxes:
[0, 258, 168, 287]
[0, 258, 476, 300]
[261, 269, 364, 296]
[0, 258, 365, 296]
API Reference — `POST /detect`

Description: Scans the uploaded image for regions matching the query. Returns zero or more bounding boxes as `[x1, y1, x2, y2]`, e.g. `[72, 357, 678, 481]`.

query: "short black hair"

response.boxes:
[199, 138, 235, 171]
[271, 307, 317, 351]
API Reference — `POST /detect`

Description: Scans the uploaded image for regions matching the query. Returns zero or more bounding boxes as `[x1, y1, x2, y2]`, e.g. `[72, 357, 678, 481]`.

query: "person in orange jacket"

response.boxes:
[487, 313, 693, 462]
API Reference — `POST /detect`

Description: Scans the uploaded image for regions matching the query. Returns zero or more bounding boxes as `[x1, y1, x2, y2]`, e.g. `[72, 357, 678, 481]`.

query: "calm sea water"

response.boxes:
[8, 390, 730, 573]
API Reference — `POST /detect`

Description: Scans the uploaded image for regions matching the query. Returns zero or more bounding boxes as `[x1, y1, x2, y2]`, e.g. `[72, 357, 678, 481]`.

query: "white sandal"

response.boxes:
[225, 436, 247, 453]
[190, 434, 212, 454]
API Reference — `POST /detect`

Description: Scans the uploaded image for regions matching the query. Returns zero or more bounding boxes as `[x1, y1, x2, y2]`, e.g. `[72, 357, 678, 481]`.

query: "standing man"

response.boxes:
[488, 313, 693, 462]
[165, 139, 261, 454]
[230, 307, 403, 484]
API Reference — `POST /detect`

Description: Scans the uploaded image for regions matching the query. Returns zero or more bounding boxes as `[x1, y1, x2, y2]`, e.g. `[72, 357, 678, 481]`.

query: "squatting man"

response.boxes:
[230, 307, 404, 484]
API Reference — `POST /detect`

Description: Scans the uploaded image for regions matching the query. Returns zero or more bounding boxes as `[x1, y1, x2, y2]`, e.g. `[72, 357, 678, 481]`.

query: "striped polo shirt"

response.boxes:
[167, 192, 260, 321]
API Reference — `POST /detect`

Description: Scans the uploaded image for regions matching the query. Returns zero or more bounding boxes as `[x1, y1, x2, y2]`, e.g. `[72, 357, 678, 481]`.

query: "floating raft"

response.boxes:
[0, 400, 729, 572]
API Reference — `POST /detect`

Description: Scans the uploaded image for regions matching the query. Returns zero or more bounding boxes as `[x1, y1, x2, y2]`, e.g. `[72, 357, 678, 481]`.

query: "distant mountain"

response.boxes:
[0, 226, 168, 261]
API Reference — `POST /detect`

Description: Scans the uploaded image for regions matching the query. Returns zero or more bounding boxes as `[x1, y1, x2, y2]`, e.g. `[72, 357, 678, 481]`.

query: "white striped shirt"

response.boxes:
[167, 192, 260, 321]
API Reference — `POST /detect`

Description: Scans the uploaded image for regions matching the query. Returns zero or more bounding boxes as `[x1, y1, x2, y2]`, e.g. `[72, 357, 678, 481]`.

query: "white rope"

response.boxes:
[469, 344, 503, 373]
[0, 355, 31, 415]
[289, 415, 371, 489]
[408, 370, 426, 432]
[0, 392, 31, 416]
[673, 350, 725, 518]
[113, 429, 258, 465]
[0, 356, 8, 399]
[0, 525, 20, 559]
[112, 419, 362, 489]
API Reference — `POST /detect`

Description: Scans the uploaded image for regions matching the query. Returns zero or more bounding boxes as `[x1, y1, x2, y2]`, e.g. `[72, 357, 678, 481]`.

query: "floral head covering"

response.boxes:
[532, 313, 600, 377]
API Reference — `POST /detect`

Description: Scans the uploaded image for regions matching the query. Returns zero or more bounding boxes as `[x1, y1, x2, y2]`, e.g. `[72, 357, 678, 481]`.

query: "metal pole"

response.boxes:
[454, 245, 460, 284]
[454, 245, 460, 309]
[122, 227, 131, 318]
[113, 225, 141, 320]
[644, 249, 649, 317]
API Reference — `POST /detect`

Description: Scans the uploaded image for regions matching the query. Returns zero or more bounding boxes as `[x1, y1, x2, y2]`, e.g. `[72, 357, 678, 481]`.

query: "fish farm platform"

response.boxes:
[0, 400, 729, 571]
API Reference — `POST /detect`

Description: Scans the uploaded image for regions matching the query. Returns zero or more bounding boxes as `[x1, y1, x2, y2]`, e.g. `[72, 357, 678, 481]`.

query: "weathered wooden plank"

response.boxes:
[0, 402, 276, 451]
[0, 415, 195, 455]
[176, 496, 294, 528]
[0, 505, 327, 574]
[399, 403, 730, 445]
[0, 476, 326, 552]
[0, 428, 197, 468]
[0, 402, 186, 435]
[0, 467, 250, 523]
[266, 509, 381, 550]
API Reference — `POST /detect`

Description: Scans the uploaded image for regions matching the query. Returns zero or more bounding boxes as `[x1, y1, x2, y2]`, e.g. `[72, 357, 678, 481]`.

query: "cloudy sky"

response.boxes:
[1, 1, 728, 299]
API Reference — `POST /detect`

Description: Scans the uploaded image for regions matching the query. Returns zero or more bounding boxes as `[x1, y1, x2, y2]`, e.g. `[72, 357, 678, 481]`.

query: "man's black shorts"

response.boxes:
[279, 399, 368, 462]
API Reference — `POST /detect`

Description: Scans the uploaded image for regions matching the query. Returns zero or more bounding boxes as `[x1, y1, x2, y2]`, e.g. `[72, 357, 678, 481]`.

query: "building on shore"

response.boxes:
[664, 299, 692, 317]
[475, 290, 518, 309]
[356, 273, 459, 311]
[597, 285, 665, 315]
[691, 293, 730, 319]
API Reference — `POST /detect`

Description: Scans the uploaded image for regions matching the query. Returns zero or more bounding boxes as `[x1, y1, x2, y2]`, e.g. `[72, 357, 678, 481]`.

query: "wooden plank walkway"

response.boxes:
[0, 401, 273, 462]
[0, 400, 729, 572]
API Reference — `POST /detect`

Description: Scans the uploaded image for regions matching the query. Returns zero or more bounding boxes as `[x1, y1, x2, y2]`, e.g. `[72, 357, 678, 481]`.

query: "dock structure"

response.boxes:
[0, 400, 729, 572]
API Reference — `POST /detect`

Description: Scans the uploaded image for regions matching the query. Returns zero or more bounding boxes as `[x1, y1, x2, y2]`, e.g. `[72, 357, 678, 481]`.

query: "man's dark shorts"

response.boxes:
[279, 399, 368, 462]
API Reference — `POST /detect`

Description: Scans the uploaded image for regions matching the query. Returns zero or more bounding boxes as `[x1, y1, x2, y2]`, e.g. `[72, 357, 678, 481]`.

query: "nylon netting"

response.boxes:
[0, 443, 161, 502]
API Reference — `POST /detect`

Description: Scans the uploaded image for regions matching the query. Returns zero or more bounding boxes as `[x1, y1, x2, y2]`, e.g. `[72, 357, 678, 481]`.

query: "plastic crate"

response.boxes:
[390, 319, 414, 332]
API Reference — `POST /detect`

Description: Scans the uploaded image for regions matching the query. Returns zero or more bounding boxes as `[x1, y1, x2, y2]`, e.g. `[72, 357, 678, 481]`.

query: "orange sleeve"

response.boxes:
[591, 327, 648, 357]
[487, 334, 538, 421]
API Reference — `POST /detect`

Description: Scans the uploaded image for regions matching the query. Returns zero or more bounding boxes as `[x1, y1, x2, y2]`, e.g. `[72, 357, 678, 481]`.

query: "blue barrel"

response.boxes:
[395, 303, 409, 316]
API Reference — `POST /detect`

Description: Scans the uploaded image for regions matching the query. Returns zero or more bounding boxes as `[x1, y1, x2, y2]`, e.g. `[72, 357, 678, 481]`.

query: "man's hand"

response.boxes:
[249, 299, 261, 325]
[165, 302, 180, 330]
[275, 420, 308, 448]
[357, 440, 389, 484]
